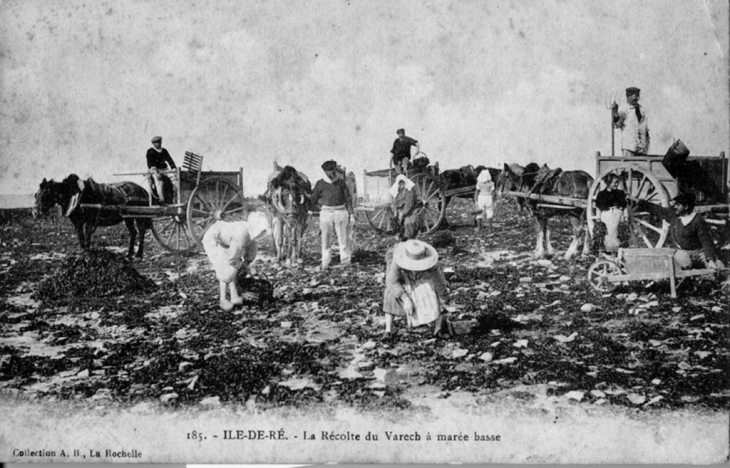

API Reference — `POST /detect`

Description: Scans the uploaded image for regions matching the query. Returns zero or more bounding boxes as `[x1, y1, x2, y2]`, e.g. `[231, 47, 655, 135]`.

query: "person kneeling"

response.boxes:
[382, 240, 451, 341]
[203, 212, 271, 311]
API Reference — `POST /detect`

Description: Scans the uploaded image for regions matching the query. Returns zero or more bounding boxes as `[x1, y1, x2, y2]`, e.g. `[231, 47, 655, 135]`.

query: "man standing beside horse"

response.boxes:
[310, 160, 355, 270]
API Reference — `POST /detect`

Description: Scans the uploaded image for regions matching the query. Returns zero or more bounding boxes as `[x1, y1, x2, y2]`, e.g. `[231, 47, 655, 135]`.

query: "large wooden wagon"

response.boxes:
[358, 155, 478, 235]
[108, 152, 246, 253]
[586, 150, 729, 248]
[501, 150, 729, 248]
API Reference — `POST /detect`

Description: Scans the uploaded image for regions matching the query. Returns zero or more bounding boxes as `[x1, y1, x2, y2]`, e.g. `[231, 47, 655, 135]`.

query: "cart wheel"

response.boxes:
[410, 172, 446, 234]
[587, 259, 622, 293]
[365, 203, 398, 234]
[587, 165, 670, 249]
[151, 213, 198, 253]
[187, 177, 246, 250]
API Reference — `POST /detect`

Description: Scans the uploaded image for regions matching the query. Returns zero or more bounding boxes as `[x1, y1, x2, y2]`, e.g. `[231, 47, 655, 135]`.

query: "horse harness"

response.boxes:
[65, 180, 138, 220]
[270, 186, 307, 229]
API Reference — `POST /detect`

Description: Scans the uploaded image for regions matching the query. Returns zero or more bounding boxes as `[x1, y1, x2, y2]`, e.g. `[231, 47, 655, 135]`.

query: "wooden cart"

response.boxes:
[502, 151, 729, 248]
[587, 248, 718, 298]
[107, 152, 246, 253]
[586, 151, 728, 248]
[358, 155, 479, 235]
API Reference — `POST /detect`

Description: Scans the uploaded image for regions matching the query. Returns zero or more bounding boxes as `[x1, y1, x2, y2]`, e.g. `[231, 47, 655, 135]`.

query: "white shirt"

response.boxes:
[476, 170, 494, 194]
[615, 102, 650, 154]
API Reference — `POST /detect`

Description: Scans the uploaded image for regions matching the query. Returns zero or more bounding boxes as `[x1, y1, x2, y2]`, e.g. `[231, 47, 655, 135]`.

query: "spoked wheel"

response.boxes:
[410, 172, 446, 234]
[365, 203, 398, 234]
[151, 212, 198, 253]
[587, 165, 670, 249]
[187, 177, 247, 250]
[587, 259, 622, 293]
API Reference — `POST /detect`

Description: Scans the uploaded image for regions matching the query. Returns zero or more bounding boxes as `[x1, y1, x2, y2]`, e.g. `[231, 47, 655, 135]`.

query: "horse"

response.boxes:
[34, 174, 152, 258]
[498, 163, 593, 260]
[263, 166, 312, 265]
[438, 165, 501, 225]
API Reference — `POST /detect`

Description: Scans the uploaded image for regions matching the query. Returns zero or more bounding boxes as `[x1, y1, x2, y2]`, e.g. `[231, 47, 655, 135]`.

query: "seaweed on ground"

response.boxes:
[34, 249, 156, 301]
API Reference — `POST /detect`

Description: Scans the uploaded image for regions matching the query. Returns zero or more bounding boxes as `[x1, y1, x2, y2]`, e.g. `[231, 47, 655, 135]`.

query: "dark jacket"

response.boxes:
[595, 189, 627, 211]
[146, 148, 176, 170]
[310, 178, 353, 215]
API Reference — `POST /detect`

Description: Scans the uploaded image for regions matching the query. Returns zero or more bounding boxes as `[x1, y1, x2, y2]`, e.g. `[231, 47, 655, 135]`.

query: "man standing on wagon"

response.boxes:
[310, 160, 355, 270]
[612, 87, 650, 157]
[146, 136, 177, 204]
[390, 128, 420, 173]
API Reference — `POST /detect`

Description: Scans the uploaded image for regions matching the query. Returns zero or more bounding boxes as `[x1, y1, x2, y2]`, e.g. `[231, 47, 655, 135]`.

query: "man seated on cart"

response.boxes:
[146, 135, 177, 204]
[643, 192, 726, 271]
[390, 128, 420, 173]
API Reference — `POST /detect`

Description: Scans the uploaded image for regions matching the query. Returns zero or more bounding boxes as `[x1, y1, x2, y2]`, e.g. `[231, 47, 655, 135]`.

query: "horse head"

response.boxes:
[34, 177, 80, 217]
[268, 166, 311, 221]
[61, 174, 84, 196]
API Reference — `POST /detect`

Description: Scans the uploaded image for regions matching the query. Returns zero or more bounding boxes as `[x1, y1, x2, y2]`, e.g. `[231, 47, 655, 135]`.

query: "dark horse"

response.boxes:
[264, 166, 312, 265]
[439, 165, 501, 224]
[498, 163, 593, 260]
[35, 174, 152, 258]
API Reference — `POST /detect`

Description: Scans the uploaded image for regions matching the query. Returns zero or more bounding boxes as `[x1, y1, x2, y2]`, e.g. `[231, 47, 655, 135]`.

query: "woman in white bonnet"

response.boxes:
[203, 212, 271, 311]
[390, 174, 423, 241]
[382, 239, 451, 341]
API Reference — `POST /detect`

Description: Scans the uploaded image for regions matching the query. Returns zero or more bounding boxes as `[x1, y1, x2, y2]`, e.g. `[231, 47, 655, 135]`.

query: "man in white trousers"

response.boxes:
[309, 160, 355, 270]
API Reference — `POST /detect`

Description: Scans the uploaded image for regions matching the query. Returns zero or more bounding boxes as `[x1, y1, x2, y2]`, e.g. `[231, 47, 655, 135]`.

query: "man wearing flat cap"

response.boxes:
[310, 160, 355, 270]
[642, 192, 725, 271]
[146, 136, 177, 204]
[612, 87, 649, 157]
[390, 128, 420, 173]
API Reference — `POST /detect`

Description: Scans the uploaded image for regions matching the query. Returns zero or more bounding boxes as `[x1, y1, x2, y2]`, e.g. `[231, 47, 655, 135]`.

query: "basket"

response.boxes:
[663, 139, 690, 176]
[236, 271, 275, 307]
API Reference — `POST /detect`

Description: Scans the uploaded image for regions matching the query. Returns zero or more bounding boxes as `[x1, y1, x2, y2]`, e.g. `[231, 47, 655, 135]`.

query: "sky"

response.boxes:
[1, 0, 728, 197]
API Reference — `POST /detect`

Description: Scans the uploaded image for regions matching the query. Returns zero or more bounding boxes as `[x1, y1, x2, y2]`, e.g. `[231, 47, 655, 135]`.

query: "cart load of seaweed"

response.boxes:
[34, 249, 156, 300]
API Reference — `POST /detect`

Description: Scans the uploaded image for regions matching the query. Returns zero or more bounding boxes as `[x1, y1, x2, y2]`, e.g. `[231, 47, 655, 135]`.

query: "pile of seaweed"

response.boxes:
[34, 249, 156, 300]
[429, 230, 456, 248]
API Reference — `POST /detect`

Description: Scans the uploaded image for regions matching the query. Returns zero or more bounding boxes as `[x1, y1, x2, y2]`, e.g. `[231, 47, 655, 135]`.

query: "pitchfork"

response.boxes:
[604, 91, 619, 156]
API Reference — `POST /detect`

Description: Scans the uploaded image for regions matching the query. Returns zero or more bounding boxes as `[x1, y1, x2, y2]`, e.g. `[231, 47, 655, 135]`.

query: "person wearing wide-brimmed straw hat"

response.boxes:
[382, 239, 451, 341]
[202, 212, 272, 311]
[611, 87, 650, 157]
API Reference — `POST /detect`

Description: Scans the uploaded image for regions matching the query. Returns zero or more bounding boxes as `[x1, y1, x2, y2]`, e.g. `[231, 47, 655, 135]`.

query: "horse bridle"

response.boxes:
[270, 187, 305, 229]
